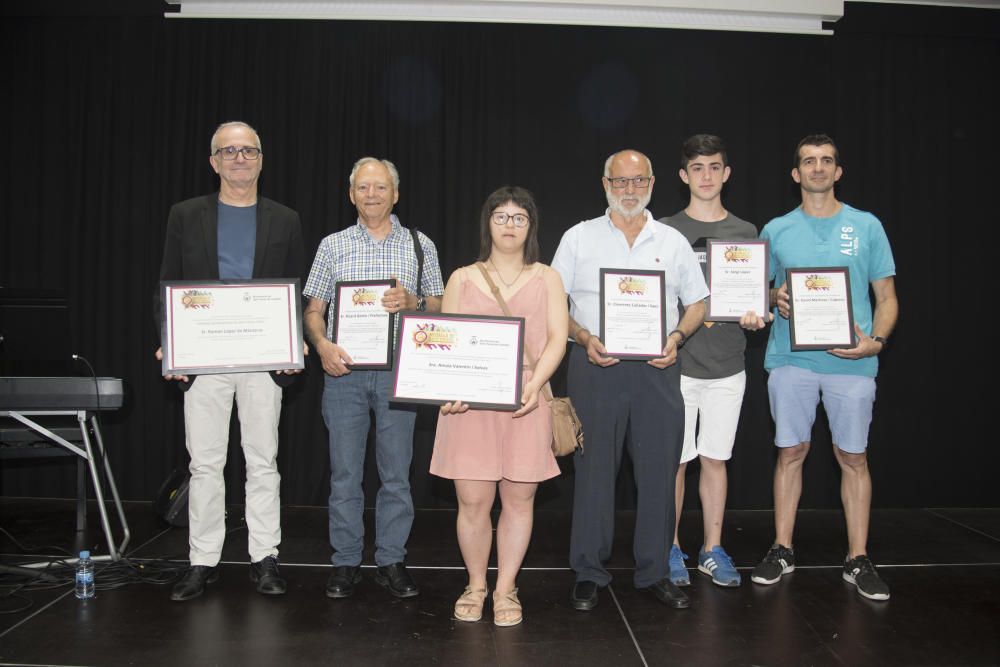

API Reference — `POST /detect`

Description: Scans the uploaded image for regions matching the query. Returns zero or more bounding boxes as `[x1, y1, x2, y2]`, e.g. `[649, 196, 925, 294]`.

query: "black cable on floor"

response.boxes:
[1, 511, 253, 613]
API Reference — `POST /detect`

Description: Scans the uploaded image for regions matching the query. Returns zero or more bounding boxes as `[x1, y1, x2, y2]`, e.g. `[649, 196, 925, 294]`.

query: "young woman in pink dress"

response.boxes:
[431, 186, 568, 626]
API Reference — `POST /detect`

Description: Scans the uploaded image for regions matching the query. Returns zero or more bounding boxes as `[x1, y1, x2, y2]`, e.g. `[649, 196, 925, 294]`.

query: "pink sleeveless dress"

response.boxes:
[430, 273, 560, 482]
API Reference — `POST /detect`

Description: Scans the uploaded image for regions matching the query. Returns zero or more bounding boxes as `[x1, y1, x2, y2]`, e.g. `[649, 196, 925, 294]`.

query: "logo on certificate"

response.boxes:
[723, 246, 752, 263]
[351, 288, 377, 306]
[180, 290, 213, 309]
[412, 323, 456, 350]
[617, 277, 646, 295]
[804, 275, 832, 291]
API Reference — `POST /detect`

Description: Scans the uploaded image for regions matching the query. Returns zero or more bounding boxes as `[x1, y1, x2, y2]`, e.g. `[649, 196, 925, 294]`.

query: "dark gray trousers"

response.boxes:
[567, 344, 684, 588]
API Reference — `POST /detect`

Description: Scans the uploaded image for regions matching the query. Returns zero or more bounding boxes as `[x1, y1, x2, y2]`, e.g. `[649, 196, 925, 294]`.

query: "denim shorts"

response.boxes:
[767, 365, 876, 454]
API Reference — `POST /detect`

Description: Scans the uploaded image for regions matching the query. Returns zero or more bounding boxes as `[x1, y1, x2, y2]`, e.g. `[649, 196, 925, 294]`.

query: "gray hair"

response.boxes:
[210, 121, 262, 154]
[603, 149, 653, 178]
[349, 157, 400, 189]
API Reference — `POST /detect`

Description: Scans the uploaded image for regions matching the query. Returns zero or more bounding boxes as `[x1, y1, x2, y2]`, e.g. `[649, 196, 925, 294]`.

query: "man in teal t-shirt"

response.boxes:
[750, 135, 898, 601]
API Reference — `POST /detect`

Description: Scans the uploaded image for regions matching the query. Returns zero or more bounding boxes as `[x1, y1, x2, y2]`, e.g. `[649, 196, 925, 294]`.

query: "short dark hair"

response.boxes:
[794, 134, 840, 168]
[681, 134, 728, 170]
[477, 186, 541, 265]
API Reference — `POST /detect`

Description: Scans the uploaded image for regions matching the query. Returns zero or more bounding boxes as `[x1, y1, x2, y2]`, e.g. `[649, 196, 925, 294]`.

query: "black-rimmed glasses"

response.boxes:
[214, 146, 262, 160]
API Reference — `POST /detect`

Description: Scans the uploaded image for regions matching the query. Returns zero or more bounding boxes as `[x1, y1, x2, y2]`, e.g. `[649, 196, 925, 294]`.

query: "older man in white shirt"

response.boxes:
[552, 149, 708, 612]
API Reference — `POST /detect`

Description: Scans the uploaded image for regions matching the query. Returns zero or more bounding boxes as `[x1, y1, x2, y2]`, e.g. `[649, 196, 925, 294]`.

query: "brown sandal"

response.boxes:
[454, 586, 488, 622]
[493, 588, 523, 627]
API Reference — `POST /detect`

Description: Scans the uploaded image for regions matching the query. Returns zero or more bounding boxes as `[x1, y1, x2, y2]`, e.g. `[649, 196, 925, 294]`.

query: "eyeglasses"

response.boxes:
[491, 212, 530, 228]
[607, 176, 651, 189]
[214, 146, 262, 160]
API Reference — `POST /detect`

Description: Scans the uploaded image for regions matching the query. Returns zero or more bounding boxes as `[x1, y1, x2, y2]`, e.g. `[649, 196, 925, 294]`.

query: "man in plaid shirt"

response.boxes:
[303, 157, 444, 600]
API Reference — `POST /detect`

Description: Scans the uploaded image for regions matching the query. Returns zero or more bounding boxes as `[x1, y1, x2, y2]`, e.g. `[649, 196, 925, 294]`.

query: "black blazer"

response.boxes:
[154, 193, 305, 387]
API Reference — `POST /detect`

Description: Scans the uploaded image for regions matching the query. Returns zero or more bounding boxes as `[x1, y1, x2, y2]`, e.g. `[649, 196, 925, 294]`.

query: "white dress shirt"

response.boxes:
[551, 209, 709, 337]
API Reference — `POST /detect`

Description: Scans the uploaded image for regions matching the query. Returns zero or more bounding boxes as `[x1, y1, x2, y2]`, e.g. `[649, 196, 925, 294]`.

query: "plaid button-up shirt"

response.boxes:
[303, 215, 445, 341]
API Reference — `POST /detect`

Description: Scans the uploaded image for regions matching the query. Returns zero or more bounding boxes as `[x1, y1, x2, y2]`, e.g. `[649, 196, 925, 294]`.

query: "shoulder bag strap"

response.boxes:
[409, 226, 424, 295]
[475, 263, 554, 402]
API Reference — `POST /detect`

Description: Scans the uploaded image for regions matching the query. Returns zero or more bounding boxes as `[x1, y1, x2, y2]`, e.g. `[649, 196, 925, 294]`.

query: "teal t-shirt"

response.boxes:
[761, 203, 895, 377]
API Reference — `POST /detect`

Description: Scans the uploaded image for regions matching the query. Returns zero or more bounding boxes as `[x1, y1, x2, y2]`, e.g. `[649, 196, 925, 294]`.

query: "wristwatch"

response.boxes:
[669, 329, 687, 346]
[416, 295, 427, 312]
[872, 335, 888, 350]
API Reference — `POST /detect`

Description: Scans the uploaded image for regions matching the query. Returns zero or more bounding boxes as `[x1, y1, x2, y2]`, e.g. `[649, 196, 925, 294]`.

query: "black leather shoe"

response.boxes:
[325, 566, 362, 599]
[570, 580, 600, 611]
[250, 555, 287, 595]
[373, 562, 419, 598]
[641, 578, 691, 609]
[170, 565, 219, 602]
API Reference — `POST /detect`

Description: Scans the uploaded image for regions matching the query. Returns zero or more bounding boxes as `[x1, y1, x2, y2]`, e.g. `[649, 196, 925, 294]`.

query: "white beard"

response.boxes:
[606, 188, 651, 218]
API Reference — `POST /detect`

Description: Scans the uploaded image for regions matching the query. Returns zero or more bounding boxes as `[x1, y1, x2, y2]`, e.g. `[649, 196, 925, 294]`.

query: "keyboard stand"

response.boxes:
[1, 409, 131, 561]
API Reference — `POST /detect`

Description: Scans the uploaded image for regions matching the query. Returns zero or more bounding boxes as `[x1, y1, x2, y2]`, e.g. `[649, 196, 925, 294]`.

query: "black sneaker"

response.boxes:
[843, 555, 890, 601]
[750, 544, 795, 585]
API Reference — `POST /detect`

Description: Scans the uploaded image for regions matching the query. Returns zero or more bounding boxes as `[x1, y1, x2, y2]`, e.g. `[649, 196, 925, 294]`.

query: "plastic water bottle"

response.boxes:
[75, 550, 95, 599]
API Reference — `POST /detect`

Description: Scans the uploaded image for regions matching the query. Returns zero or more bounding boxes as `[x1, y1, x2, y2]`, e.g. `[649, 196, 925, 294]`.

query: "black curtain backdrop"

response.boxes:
[1, 2, 996, 511]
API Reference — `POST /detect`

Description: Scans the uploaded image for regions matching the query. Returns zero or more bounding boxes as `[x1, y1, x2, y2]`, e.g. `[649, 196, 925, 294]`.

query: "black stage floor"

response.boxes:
[1, 498, 998, 666]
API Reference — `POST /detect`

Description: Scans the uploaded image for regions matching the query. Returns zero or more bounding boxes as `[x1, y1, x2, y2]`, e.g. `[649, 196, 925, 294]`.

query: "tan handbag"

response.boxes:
[476, 263, 584, 456]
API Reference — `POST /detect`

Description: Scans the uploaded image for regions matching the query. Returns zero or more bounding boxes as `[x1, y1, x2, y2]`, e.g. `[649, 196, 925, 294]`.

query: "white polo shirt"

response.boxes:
[551, 209, 709, 337]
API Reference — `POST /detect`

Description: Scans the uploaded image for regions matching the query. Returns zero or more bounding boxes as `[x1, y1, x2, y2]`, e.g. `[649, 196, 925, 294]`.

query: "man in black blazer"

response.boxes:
[155, 121, 304, 601]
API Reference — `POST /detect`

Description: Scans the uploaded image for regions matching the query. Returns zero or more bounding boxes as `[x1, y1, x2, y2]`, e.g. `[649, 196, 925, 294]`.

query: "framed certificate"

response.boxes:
[333, 279, 395, 369]
[161, 279, 304, 375]
[786, 267, 855, 350]
[599, 268, 666, 360]
[706, 240, 770, 321]
[390, 312, 524, 411]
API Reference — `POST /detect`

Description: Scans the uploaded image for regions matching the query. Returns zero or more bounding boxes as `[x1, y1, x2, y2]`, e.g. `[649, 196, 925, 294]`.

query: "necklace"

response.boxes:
[489, 258, 526, 288]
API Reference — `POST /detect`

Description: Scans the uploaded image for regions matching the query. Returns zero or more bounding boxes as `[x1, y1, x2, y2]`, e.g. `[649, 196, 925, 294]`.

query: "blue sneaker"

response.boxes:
[668, 545, 690, 587]
[698, 546, 741, 587]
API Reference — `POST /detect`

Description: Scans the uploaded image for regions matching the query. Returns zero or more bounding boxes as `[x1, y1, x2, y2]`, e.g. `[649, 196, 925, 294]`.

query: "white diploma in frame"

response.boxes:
[786, 267, 856, 351]
[333, 279, 395, 369]
[706, 240, 770, 321]
[599, 268, 666, 360]
[391, 312, 524, 411]
[161, 279, 304, 375]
